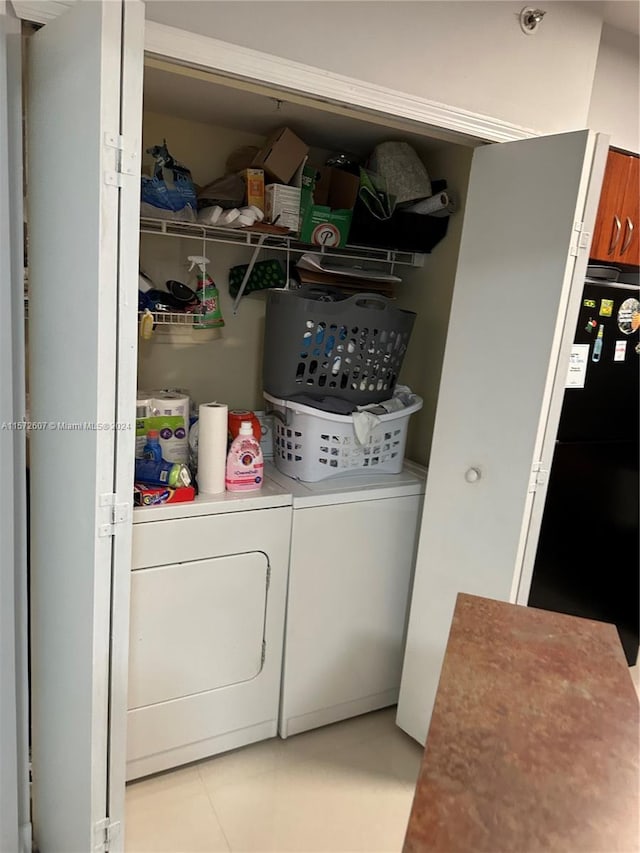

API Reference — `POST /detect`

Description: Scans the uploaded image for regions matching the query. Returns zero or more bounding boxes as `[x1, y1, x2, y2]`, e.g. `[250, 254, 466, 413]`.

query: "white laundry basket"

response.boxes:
[264, 392, 422, 482]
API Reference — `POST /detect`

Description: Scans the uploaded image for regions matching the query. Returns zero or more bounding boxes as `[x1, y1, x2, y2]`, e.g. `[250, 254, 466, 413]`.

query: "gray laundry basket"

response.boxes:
[262, 289, 416, 404]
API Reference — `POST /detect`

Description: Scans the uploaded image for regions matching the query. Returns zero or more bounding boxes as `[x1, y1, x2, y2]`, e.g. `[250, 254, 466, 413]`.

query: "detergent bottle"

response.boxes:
[188, 255, 224, 329]
[225, 421, 264, 492]
[135, 456, 192, 489]
[143, 429, 163, 462]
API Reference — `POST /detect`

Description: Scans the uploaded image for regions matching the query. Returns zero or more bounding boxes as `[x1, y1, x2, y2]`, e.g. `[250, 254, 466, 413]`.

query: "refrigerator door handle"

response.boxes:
[621, 217, 634, 255]
[608, 215, 622, 255]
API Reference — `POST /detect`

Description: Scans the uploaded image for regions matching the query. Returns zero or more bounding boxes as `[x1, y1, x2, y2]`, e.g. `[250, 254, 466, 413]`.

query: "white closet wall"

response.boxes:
[138, 111, 271, 409]
[396, 143, 473, 465]
[137, 103, 468, 431]
[587, 24, 640, 153]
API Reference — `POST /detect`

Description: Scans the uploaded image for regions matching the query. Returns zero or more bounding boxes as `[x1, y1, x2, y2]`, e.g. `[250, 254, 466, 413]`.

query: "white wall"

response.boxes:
[138, 108, 471, 460]
[145, 1, 604, 135]
[139, 111, 271, 411]
[588, 24, 640, 153]
[397, 142, 473, 466]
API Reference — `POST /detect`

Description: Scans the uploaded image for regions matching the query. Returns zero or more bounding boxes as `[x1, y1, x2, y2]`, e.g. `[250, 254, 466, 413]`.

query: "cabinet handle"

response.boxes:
[621, 217, 634, 255]
[608, 215, 621, 254]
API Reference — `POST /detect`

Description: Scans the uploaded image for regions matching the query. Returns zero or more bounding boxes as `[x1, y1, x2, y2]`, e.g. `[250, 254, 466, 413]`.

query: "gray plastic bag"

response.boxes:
[359, 141, 432, 221]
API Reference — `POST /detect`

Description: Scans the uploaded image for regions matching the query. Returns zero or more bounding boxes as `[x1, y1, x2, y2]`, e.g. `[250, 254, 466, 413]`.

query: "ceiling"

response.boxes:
[597, 1, 640, 35]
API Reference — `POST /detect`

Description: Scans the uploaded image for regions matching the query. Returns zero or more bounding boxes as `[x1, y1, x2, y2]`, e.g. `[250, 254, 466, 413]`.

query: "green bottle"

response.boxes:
[189, 255, 225, 329]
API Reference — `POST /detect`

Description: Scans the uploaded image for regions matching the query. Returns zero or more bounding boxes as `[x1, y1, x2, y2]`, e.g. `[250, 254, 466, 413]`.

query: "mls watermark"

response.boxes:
[1, 421, 133, 431]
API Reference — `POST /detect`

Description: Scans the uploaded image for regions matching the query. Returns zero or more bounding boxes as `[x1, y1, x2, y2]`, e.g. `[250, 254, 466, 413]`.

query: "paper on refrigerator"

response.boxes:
[565, 344, 590, 389]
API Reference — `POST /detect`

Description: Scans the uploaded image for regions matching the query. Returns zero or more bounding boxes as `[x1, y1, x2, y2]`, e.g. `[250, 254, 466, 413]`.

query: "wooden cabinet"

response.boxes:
[621, 156, 639, 267]
[590, 149, 639, 267]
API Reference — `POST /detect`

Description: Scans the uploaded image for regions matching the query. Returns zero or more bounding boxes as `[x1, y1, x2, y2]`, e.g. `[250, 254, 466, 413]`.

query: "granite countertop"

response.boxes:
[403, 594, 639, 853]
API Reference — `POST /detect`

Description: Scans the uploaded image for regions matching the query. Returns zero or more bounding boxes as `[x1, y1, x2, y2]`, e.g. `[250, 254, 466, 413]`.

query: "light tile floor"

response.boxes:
[125, 707, 423, 853]
[126, 669, 640, 852]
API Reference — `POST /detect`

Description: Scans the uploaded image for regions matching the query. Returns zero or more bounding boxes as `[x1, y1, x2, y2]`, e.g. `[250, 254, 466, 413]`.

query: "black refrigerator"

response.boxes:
[529, 278, 640, 665]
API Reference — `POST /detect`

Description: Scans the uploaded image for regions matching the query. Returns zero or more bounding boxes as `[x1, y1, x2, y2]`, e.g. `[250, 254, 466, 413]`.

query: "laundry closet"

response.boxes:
[17, 2, 609, 850]
[128, 54, 469, 781]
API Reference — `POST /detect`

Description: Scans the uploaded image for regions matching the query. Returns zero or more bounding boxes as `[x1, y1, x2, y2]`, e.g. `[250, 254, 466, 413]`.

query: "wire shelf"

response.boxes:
[140, 311, 200, 327]
[139, 216, 424, 269]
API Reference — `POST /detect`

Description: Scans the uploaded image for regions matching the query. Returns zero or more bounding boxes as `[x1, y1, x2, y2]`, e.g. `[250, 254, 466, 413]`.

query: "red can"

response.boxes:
[228, 409, 262, 442]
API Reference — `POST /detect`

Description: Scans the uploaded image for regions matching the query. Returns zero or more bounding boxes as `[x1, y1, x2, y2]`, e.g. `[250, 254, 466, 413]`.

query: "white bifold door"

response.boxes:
[397, 129, 608, 744]
[0, 4, 29, 852]
[27, 2, 143, 851]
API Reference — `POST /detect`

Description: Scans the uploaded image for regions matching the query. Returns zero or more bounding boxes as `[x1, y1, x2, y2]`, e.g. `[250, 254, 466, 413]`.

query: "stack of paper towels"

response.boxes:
[136, 391, 230, 494]
[136, 389, 191, 464]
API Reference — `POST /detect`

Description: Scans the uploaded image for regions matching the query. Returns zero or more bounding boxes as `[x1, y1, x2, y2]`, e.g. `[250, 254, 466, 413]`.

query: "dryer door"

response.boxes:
[128, 552, 268, 709]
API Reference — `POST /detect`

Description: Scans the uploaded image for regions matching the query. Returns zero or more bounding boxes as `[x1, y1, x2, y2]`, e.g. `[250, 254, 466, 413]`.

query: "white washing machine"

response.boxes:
[267, 462, 426, 738]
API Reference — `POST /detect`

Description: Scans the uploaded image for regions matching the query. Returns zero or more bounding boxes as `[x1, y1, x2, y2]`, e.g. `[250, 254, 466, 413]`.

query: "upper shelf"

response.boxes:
[139, 216, 425, 269]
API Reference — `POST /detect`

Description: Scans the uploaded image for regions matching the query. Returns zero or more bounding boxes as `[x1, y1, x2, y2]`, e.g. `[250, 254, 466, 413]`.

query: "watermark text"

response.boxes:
[1, 421, 133, 431]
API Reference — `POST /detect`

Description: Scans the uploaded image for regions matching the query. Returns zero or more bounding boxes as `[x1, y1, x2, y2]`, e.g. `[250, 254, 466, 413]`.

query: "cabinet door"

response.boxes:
[618, 156, 639, 267]
[398, 130, 608, 745]
[280, 495, 422, 735]
[590, 149, 631, 262]
[27, 2, 143, 850]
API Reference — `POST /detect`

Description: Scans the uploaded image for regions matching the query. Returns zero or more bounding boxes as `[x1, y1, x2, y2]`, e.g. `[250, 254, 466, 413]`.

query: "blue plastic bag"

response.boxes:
[140, 140, 197, 220]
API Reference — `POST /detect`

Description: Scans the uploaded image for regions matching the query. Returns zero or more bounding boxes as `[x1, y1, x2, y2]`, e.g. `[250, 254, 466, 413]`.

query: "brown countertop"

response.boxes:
[403, 594, 639, 853]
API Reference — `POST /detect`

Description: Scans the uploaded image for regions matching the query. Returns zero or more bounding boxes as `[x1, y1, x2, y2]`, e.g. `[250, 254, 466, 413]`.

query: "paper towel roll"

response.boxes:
[151, 390, 190, 418]
[429, 199, 457, 217]
[136, 390, 153, 418]
[197, 402, 228, 494]
[404, 191, 453, 216]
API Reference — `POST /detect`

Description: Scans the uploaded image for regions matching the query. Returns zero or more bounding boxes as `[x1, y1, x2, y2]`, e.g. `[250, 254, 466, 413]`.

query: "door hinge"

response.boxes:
[261, 639, 267, 666]
[266, 565, 271, 591]
[569, 221, 590, 257]
[528, 462, 549, 494]
[93, 818, 121, 853]
[104, 132, 138, 186]
[98, 493, 131, 537]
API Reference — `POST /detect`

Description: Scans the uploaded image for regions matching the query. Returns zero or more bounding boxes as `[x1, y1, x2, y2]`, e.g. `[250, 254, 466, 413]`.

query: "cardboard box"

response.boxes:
[242, 168, 265, 211]
[299, 164, 360, 248]
[265, 184, 302, 232]
[252, 127, 309, 185]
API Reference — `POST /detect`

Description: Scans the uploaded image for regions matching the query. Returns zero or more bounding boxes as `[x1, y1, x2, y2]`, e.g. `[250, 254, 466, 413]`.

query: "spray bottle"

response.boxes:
[188, 255, 225, 329]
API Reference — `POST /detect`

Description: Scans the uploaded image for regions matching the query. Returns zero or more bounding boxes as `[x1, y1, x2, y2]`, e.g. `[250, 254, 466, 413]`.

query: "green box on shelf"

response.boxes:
[299, 164, 359, 248]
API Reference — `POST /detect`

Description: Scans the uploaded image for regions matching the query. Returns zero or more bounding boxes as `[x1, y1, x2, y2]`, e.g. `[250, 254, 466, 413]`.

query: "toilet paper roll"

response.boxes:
[197, 402, 228, 494]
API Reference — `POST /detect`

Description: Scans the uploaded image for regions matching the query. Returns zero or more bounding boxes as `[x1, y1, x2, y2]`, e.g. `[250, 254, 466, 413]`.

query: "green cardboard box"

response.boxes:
[299, 164, 360, 248]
